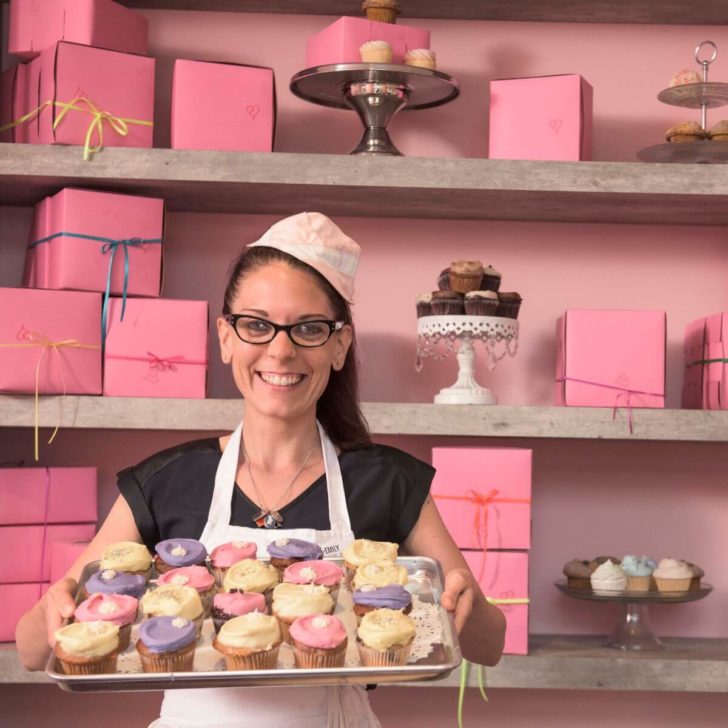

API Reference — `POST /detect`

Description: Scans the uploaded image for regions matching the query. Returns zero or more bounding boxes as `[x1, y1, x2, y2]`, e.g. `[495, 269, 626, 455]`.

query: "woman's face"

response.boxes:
[217, 261, 352, 424]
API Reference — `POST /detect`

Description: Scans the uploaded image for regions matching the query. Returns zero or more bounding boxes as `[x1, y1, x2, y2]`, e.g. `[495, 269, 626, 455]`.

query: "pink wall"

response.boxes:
[2, 8, 728, 725]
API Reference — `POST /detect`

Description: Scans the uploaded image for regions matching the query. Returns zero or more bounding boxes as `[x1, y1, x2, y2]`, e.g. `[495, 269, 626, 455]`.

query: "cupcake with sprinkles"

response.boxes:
[222, 559, 279, 607]
[136, 616, 197, 673]
[209, 541, 257, 586]
[100, 541, 153, 580]
[54, 621, 120, 675]
[158, 565, 216, 616]
[154, 538, 208, 575]
[271, 582, 334, 643]
[356, 608, 416, 667]
[141, 584, 205, 636]
[266, 538, 322, 575]
[342, 539, 398, 589]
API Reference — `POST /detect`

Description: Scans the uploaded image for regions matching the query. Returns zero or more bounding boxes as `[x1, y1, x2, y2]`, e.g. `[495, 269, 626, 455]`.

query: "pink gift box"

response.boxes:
[0, 583, 49, 642]
[9, 0, 148, 60]
[463, 550, 529, 655]
[104, 298, 209, 398]
[23, 188, 164, 299]
[0, 287, 102, 395]
[682, 317, 708, 409]
[171, 59, 276, 153]
[50, 539, 91, 583]
[0, 523, 96, 582]
[431, 448, 532, 550]
[0, 64, 27, 143]
[683, 313, 728, 410]
[21, 41, 154, 151]
[306, 16, 430, 66]
[489, 74, 593, 161]
[0, 468, 97, 525]
[555, 309, 666, 408]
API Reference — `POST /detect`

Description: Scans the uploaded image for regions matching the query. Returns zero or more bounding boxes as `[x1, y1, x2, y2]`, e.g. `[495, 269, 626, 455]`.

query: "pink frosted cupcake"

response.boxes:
[158, 565, 216, 616]
[290, 614, 348, 668]
[283, 560, 344, 599]
[74, 593, 138, 651]
[212, 591, 267, 634]
[209, 541, 258, 586]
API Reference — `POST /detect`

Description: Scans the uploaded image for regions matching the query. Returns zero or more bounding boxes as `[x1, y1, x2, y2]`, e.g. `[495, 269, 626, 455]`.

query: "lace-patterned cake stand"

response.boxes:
[416, 315, 519, 405]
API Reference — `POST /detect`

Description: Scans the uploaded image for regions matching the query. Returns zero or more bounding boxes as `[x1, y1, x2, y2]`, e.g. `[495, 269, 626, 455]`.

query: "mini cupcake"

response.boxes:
[222, 559, 279, 606]
[209, 541, 257, 587]
[480, 265, 502, 292]
[136, 616, 197, 673]
[83, 569, 147, 599]
[213, 612, 282, 670]
[212, 591, 267, 634]
[342, 539, 399, 588]
[621, 555, 656, 592]
[666, 121, 705, 143]
[356, 608, 415, 667]
[74, 593, 138, 651]
[359, 40, 393, 64]
[290, 614, 348, 669]
[707, 121, 728, 141]
[670, 69, 702, 87]
[154, 538, 208, 574]
[436, 268, 451, 291]
[271, 582, 334, 642]
[352, 584, 412, 623]
[464, 290, 498, 316]
[448, 260, 484, 293]
[495, 292, 522, 320]
[54, 621, 119, 675]
[141, 584, 205, 636]
[682, 561, 705, 591]
[416, 293, 433, 318]
[404, 49, 436, 70]
[158, 565, 216, 616]
[266, 538, 322, 575]
[562, 559, 596, 590]
[352, 560, 409, 591]
[652, 558, 692, 593]
[100, 542, 152, 579]
[589, 560, 627, 594]
[430, 290, 464, 316]
[362, 0, 400, 24]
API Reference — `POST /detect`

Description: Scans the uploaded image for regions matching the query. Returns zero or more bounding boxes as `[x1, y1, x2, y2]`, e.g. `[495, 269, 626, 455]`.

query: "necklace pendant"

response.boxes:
[269, 510, 283, 524]
[263, 513, 282, 529]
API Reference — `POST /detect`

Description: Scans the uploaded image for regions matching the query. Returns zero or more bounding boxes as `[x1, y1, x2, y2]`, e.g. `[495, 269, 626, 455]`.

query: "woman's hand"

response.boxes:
[440, 567, 475, 632]
[44, 577, 78, 646]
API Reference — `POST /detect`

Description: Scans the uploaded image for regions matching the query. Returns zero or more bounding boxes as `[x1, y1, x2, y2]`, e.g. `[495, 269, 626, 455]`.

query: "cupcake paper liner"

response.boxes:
[654, 577, 691, 593]
[213, 640, 281, 670]
[291, 637, 347, 669]
[117, 622, 133, 652]
[448, 271, 483, 294]
[137, 640, 196, 673]
[625, 575, 652, 592]
[356, 639, 412, 667]
[56, 651, 118, 675]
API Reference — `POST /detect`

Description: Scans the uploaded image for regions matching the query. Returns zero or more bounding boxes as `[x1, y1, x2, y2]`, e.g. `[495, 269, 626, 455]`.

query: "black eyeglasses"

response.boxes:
[224, 314, 345, 348]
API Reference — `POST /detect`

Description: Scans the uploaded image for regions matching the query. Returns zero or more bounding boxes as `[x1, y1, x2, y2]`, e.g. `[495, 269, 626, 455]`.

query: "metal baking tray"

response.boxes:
[47, 556, 461, 692]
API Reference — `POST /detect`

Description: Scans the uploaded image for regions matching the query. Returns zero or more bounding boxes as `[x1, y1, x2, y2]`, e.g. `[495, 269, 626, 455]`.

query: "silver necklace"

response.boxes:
[241, 430, 319, 529]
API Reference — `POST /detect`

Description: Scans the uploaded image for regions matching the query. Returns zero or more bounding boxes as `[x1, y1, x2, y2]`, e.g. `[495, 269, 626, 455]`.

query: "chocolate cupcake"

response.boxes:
[562, 559, 596, 590]
[495, 292, 522, 319]
[430, 290, 464, 315]
[416, 293, 433, 317]
[436, 268, 451, 291]
[480, 265, 502, 292]
[448, 260, 484, 293]
[464, 290, 498, 316]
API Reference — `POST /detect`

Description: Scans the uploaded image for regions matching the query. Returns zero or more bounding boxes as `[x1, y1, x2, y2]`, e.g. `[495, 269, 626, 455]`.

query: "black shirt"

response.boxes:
[118, 438, 434, 550]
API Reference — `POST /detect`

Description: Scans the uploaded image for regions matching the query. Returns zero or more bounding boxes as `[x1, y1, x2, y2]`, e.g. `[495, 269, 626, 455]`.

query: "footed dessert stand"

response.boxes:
[416, 315, 519, 405]
[290, 63, 459, 155]
[555, 580, 712, 651]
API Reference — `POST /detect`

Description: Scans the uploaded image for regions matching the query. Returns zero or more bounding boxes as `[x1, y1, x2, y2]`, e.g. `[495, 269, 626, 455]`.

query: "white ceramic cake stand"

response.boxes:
[416, 315, 519, 405]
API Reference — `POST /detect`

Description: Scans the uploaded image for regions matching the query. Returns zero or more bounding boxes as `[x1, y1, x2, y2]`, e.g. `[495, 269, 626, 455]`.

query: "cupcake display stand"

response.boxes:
[290, 63, 459, 155]
[638, 41, 728, 163]
[416, 315, 519, 405]
[555, 580, 713, 651]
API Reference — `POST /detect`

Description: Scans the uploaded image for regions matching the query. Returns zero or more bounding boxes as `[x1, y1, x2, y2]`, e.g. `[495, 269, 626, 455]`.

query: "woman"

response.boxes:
[16, 212, 505, 727]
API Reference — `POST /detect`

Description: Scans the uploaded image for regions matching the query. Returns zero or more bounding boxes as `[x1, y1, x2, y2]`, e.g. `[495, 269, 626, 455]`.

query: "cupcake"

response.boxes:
[222, 559, 279, 606]
[430, 290, 464, 315]
[495, 292, 522, 320]
[404, 49, 436, 70]
[342, 539, 399, 588]
[562, 559, 596, 590]
[83, 569, 147, 599]
[652, 558, 692, 593]
[448, 260, 484, 293]
[436, 268, 451, 291]
[157, 565, 216, 616]
[707, 121, 728, 141]
[212, 591, 267, 634]
[352, 584, 412, 622]
[480, 265, 502, 292]
[290, 614, 348, 669]
[54, 621, 119, 675]
[464, 290, 498, 316]
[271, 582, 334, 642]
[209, 541, 257, 587]
[154, 538, 208, 574]
[589, 560, 627, 594]
[74, 593, 138, 651]
[266, 538, 323, 575]
[283, 560, 344, 599]
[682, 561, 704, 591]
[416, 293, 433, 318]
[621, 555, 656, 592]
[356, 608, 415, 667]
[352, 560, 409, 591]
[670, 69, 702, 86]
[136, 616, 197, 673]
[213, 612, 282, 670]
[593, 555, 620, 566]
[141, 584, 205, 636]
[100, 542, 152, 579]
[666, 121, 705, 143]
[359, 40, 393, 64]
[362, 0, 400, 24]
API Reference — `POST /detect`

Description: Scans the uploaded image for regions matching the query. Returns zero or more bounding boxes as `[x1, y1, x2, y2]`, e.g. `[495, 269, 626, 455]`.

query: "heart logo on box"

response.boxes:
[246, 105, 260, 120]
[549, 119, 562, 134]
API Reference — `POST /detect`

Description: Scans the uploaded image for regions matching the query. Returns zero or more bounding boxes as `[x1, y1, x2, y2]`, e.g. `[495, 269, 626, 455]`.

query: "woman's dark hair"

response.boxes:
[223, 246, 372, 451]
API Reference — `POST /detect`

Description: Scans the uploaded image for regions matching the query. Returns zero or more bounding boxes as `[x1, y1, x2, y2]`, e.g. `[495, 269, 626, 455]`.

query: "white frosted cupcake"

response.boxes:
[359, 40, 393, 63]
[653, 559, 692, 593]
[99, 541, 153, 579]
[404, 49, 436, 70]
[589, 560, 627, 594]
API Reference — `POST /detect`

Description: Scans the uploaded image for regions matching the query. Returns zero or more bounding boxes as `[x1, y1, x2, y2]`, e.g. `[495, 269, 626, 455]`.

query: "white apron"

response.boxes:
[150, 420, 381, 728]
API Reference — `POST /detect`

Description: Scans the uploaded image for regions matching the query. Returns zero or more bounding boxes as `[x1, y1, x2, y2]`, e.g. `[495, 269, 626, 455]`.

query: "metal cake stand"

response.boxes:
[555, 580, 712, 651]
[290, 63, 460, 155]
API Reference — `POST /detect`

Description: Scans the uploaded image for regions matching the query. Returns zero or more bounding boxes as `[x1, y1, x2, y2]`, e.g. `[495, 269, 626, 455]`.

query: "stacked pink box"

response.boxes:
[431, 447, 532, 654]
[683, 313, 728, 409]
[0, 467, 97, 641]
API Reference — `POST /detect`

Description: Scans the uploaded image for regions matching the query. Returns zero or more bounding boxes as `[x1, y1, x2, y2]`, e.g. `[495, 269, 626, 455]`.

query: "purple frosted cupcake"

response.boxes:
[154, 538, 208, 574]
[352, 585, 412, 622]
[430, 290, 464, 315]
[136, 616, 197, 673]
[267, 538, 322, 575]
[83, 569, 147, 599]
[212, 591, 267, 633]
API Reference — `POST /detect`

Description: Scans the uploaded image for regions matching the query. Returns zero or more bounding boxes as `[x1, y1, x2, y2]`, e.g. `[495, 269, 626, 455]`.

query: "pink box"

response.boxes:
[0, 468, 97, 525]
[0, 583, 49, 642]
[684, 313, 728, 410]
[489, 74, 593, 161]
[21, 41, 154, 150]
[0, 523, 96, 582]
[0, 287, 102, 395]
[306, 16, 430, 66]
[171, 59, 276, 153]
[431, 448, 532, 550]
[463, 550, 529, 655]
[104, 298, 209, 398]
[0, 64, 28, 143]
[50, 540, 91, 583]
[24, 188, 164, 299]
[555, 309, 666, 408]
[682, 317, 708, 409]
[9, 0, 148, 60]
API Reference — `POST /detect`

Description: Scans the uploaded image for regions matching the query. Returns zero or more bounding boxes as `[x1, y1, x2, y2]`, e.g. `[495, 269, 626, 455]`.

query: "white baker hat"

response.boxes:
[247, 212, 360, 303]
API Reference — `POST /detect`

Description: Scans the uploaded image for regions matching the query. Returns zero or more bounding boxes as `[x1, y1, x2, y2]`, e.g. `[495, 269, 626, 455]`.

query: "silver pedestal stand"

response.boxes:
[416, 315, 519, 405]
[290, 63, 460, 156]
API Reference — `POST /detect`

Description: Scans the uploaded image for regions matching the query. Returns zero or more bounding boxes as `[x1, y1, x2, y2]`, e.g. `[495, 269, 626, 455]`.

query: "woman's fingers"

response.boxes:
[440, 568, 475, 632]
[45, 578, 78, 646]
